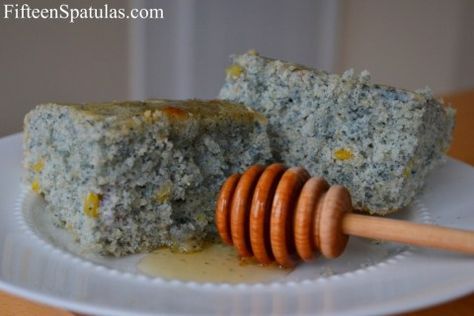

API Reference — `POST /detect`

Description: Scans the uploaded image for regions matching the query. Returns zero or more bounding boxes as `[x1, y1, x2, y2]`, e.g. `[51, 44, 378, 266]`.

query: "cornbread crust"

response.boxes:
[24, 99, 271, 256]
[219, 51, 455, 214]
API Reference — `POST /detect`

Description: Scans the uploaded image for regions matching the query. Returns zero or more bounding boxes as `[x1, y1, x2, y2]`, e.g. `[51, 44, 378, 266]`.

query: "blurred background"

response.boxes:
[1, 0, 473, 137]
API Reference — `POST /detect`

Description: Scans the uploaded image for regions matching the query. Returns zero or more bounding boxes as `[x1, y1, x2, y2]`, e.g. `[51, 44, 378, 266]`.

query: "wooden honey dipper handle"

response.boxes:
[342, 213, 474, 254]
[215, 164, 474, 267]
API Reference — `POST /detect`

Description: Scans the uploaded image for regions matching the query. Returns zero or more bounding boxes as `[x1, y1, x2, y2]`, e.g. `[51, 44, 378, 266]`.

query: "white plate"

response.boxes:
[0, 133, 473, 315]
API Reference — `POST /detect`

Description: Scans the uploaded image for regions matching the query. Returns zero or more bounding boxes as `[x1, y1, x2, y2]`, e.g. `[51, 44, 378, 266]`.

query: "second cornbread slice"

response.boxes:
[219, 51, 455, 214]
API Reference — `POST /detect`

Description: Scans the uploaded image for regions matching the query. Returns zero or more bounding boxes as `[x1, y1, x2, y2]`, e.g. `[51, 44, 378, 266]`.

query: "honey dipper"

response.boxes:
[215, 164, 474, 267]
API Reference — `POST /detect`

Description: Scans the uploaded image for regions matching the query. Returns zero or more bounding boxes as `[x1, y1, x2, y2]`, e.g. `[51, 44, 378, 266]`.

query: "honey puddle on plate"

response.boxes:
[138, 243, 290, 283]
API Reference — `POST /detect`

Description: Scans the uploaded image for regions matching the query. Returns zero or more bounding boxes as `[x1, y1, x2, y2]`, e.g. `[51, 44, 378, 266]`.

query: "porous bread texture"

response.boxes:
[219, 51, 455, 214]
[23, 100, 271, 256]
